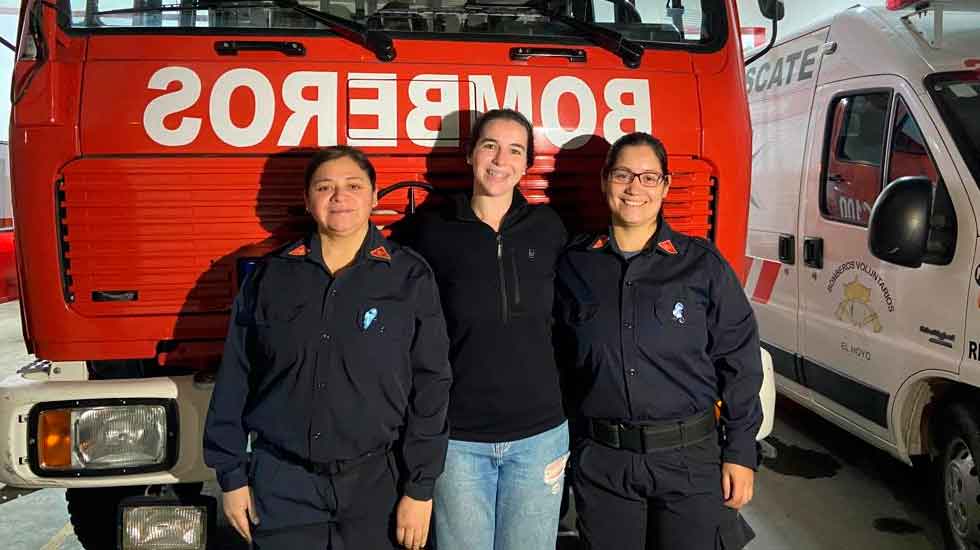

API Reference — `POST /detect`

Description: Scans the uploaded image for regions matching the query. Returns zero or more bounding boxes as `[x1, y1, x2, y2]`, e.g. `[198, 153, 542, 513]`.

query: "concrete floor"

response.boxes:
[0, 300, 942, 549]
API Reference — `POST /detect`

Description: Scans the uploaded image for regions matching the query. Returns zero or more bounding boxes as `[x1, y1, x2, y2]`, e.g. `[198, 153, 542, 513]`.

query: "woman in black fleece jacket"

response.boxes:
[391, 109, 568, 550]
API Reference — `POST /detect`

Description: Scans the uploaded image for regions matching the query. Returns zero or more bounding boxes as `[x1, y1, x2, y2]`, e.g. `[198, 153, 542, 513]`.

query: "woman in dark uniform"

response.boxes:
[555, 132, 761, 550]
[203, 146, 452, 550]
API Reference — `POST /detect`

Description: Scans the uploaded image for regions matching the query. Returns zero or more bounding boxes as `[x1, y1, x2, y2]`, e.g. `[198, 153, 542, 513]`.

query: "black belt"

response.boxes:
[256, 442, 391, 476]
[587, 409, 716, 453]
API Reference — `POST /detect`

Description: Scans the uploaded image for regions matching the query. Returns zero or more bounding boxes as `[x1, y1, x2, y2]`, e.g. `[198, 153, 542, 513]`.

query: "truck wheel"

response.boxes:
[938, 403, 980, 550]
[66, 486, 147, 550]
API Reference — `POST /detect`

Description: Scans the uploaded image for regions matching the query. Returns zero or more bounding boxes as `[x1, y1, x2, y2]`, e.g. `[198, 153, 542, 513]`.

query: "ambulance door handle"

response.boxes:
[803, 237, 823, 269]
[778, 234, 795, 265]
[214, 40, 307, 57]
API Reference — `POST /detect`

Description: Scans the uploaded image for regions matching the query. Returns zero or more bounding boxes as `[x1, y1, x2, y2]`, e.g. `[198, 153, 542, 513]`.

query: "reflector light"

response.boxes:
[887, 0, 920, 9]
[237, 257, 261, 288]
[37, 410, 72, 469]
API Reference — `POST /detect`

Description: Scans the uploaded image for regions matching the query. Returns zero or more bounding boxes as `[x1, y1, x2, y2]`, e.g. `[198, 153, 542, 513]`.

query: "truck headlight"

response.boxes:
[30, 400, 177, 475]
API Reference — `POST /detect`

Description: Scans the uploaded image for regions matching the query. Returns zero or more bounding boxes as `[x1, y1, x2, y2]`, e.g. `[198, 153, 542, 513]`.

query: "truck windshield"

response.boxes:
[927, 72, 980, 185]
[66, 0, 723, 48]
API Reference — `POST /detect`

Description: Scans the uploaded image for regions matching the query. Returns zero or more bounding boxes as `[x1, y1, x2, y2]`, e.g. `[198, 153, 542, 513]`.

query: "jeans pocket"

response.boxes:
[716, 510, 756, 550]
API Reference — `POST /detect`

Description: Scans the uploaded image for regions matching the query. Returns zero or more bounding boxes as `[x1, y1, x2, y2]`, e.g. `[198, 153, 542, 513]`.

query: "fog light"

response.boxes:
[32, 400, 175, 475]
[120, 499, 211, 550]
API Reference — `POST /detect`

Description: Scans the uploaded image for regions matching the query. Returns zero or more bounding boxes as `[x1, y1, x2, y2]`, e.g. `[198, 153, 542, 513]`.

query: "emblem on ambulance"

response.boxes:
[834, 278, 882, 333]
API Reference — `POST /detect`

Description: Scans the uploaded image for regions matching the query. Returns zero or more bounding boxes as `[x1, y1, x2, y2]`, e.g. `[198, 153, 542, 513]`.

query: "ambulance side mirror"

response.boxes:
[758, 0, 785, 21]
[867, 176, 932, 268]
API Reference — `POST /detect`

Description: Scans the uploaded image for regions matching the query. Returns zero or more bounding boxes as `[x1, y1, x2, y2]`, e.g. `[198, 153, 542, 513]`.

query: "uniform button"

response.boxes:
[628, 368, 637, 376]
[331, 289, 338, 296]
[313, 432, 321, 439]
[626, 280, 633, 286]
[623, 321, 632, 329]
[320, 332, 330, 341]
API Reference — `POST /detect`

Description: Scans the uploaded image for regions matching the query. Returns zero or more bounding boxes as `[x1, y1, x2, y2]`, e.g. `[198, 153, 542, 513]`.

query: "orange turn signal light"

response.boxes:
[37, 409, 72, 470]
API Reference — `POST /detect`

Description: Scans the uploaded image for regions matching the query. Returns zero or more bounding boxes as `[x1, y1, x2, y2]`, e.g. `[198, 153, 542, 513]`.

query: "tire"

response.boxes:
[66, 486, 147, 550]
[937, 402, 980, 550]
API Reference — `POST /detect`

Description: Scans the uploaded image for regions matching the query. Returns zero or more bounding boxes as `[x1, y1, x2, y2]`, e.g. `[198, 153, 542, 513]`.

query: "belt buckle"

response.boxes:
[619, 423, 645, 452]
[607, 422, 623, 448]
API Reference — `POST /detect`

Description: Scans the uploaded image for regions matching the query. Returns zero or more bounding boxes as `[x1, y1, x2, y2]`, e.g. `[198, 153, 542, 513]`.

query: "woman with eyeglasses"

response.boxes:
[554, 132, 762, 550]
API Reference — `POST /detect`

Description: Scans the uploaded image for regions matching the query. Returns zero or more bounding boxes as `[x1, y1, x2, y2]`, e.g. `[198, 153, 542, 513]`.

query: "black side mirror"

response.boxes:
[868, 176, 932, 268]
[758, 0, 785, 21]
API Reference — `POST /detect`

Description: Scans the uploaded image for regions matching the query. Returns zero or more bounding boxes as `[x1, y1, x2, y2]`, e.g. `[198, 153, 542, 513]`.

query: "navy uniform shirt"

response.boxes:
[555, 220, 762, 468]
[203, 226, 452, 500]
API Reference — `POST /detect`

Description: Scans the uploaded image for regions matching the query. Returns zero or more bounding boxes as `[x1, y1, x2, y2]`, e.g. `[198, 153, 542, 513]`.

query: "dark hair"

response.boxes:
[601, 132, 669, 180]
[468, 109, 535, 169]
[304, 145, 377, 192]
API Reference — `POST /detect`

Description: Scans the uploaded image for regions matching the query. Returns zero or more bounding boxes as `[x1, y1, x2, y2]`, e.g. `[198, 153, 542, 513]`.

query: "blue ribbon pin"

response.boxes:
[362, 307, 378, 331]
[672, 302, 686, 324]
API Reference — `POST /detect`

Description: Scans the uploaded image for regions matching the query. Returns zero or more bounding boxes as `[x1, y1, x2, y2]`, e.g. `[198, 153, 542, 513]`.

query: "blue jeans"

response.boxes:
[433, 421, 569, 550]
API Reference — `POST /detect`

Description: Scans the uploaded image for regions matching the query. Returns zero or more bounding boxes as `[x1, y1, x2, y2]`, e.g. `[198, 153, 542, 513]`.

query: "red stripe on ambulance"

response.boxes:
[743, 256, 781, 304]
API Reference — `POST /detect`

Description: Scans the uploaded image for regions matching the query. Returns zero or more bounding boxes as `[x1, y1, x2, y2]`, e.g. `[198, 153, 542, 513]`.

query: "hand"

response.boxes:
[396, 495, 433, 549]
[222, 485, 259, 542]
[721, 462, 754, 509]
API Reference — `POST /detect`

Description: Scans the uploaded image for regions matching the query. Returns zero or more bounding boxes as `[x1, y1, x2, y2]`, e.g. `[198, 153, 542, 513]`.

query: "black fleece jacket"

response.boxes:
[391, 190, 567, 442]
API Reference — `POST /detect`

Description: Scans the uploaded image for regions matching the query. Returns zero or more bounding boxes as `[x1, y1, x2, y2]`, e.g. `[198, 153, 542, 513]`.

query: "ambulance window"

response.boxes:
[886, 96, 939, 186]
[821, 92, 890, 227]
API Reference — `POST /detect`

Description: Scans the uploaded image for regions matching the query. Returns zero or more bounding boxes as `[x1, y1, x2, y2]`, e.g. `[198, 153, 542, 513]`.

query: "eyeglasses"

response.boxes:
[607, 168, 668, 187]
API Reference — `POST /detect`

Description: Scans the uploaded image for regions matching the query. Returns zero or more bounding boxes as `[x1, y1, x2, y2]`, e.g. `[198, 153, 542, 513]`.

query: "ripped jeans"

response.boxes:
[433, 421, 569, 550]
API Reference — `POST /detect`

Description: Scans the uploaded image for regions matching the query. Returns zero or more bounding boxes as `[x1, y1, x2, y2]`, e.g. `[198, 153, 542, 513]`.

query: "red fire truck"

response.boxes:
[1, 0, 779, 547]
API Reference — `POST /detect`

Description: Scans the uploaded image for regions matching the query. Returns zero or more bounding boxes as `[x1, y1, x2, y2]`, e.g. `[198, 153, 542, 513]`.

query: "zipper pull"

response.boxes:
[497, 235, 503, 259]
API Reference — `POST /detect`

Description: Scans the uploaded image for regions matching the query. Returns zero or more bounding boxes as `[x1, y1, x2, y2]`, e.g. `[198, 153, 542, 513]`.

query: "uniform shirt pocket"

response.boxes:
[354, 300, 413, 342]
[653, 291, 707, 329]
[636, 286, 709, 360]
[250, 299, 311, 366]
[342, 300, 415, 406]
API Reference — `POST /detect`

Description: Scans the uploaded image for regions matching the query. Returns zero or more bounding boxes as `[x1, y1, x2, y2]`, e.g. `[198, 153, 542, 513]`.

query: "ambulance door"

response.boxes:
[799, 75, 970, 445]
[746, 29, 828, 403]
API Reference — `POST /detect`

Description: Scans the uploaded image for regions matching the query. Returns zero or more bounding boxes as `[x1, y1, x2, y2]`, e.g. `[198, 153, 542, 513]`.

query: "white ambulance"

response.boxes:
[744, 1, 980, 547]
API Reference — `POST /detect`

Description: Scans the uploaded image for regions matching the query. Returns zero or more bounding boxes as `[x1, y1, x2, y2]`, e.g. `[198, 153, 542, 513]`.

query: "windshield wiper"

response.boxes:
[518, 0, 642, 68]
[273, 0, 395, 61]
[86, 0, 395, 62]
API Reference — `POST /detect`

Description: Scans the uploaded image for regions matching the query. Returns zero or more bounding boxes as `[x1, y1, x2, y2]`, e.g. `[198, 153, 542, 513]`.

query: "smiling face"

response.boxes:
[304, 156, 378, 237]
[468, 118, 529, 198]
[602, 144, 670, 229]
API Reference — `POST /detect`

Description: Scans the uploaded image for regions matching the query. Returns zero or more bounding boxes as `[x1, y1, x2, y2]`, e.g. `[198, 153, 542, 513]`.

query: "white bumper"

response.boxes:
[757, 347, 776, 441]
[0, 363, 216, 489]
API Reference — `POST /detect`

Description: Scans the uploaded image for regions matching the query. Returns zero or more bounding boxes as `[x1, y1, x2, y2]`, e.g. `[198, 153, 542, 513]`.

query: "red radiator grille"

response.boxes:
[60, 156, 713, 318]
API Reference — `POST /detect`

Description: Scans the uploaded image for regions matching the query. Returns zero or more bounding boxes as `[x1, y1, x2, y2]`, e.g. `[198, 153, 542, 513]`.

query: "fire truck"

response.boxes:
[1, 0, 779, 547]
